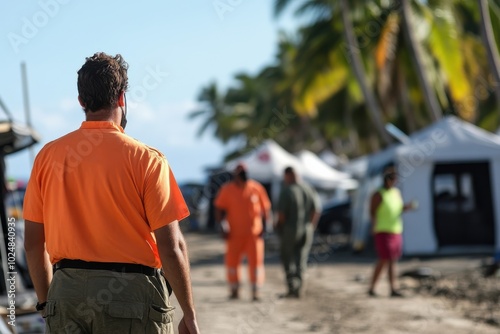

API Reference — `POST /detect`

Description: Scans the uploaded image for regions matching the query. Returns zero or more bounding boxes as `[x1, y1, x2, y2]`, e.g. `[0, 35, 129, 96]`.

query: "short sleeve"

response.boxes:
[23, 156, 44, 224]
[301, 183, 321, 216]
[214, 185, 229, 210]
[277, 185, 290, 214]
[143, 157, 189, 231]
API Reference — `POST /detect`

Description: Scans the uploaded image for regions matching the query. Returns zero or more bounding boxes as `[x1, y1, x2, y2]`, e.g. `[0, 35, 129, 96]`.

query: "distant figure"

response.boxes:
[368, 164, 416, 297]
[214, 163, 272, 301]
[276, 166, 321, 298]
[23, 53, 199, 333]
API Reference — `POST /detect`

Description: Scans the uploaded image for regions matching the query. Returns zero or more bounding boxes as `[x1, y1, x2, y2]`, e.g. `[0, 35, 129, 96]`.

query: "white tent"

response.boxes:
[319, 150, 341, 168]
[296, 150, 358, 190]
[226, 140, 357, 202]
[352, 116, 500, 255]
[226, 140, 303, 183]
[226, 140, 303, 203]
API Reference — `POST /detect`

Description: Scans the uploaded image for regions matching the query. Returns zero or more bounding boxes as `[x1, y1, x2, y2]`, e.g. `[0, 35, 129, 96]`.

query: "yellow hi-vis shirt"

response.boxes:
[375, 187, 404, 234]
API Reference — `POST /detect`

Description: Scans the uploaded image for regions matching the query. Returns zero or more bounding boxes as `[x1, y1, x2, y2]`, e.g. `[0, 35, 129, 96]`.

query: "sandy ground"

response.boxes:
[169, 232, 499, 334]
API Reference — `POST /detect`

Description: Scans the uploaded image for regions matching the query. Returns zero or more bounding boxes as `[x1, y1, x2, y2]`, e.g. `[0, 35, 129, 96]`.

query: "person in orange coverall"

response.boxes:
[214, 163, 272, 301]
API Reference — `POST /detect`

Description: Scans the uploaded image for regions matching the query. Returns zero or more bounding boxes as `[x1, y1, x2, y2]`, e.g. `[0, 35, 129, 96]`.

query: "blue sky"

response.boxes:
[0, 1, 298, 183]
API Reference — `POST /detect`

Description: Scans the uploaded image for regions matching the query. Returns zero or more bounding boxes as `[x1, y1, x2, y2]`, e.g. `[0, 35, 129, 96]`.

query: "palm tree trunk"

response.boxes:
[400, 0, 442, 121]
[478, 0, 500, 115]
[368, 129, 380, 152]
[340, 0, 392, 145]
[398, 59, 417, 132]
[344, 102, 361, 155]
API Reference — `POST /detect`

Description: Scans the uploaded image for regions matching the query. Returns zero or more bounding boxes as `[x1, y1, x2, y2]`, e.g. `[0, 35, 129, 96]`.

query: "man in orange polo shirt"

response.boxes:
[214, 163, 271, 301]
[23, 53, 199, 334]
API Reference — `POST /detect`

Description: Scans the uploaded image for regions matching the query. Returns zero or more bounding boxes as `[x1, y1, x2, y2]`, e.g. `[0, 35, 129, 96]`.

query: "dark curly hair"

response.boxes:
[77, 52, 129, 113]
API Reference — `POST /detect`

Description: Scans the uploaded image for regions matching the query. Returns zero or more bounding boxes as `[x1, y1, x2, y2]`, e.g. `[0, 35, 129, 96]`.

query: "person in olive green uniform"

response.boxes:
[276, 167, 321, 298]
[368, 165, 416, 297]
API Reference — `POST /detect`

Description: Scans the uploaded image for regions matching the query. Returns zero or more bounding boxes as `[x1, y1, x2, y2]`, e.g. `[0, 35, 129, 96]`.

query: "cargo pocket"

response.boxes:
[42, 300, 56, 319]
[147, 304, 175, 333]
[42, 301, 58, 333]
[103, 301, 144, 333]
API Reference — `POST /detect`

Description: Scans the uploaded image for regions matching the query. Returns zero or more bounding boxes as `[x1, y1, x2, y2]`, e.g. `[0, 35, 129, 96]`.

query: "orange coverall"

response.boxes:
[214, 180, 271, 288]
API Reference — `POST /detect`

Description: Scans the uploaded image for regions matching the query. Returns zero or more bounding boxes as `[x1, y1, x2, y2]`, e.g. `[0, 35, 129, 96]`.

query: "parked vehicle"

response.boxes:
[317, 199, 352, 235]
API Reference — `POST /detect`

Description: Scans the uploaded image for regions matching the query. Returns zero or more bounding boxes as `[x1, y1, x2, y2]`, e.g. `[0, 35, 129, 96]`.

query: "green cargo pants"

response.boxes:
[42, 268, 174, 333]
[280, 223, 314, 295]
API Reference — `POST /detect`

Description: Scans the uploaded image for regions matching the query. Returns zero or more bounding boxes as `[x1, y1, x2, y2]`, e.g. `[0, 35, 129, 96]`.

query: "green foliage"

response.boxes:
[190, 0, 500, 161]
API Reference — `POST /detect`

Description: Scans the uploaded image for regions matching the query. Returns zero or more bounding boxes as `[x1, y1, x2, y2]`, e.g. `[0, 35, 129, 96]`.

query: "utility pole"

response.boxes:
[21, 62, 35, 166]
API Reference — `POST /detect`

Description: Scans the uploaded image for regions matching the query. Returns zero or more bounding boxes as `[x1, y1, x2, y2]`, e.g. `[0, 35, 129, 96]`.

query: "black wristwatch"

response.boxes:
[36, 301, 47, 311]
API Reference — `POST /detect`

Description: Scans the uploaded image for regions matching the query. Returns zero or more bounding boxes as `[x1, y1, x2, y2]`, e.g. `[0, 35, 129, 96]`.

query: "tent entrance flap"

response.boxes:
[432, 162, 495, 247]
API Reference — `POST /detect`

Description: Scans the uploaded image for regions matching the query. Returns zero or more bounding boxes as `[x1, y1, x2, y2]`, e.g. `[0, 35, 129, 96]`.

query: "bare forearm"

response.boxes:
[310, 211, 321, 228]
[160, 236, 196, 319]
[24, 221, 52, 303]
[370, 193, 381, 226]
[215, 208, 224, 224]
[277, 212, 285, 227]
[154, 222, 199, 333]
[403, 201, 417, 212]
[25, 246, 52, 302]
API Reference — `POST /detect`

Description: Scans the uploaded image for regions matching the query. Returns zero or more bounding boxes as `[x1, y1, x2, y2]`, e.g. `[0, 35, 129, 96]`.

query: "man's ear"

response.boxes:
[78, 96, 85, 107]
[118, 91, 125, 107]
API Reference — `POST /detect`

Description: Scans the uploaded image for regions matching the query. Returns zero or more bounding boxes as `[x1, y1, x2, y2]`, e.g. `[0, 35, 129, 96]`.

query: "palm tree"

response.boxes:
[192, 1, 488, 159]
[374, 0, 478, 122]
[478, 0, 500, 115]
[340, 0, 393, 143]
[400, 0, 442, 121]
[190, 38, 309, 156]
[189, 82, 242, 144]
[275, 0, 393, 144]
[279, 0, 482, 125]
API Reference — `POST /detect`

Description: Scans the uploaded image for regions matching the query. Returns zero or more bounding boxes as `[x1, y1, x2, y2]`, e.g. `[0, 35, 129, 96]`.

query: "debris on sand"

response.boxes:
[408, 268, 500, 327]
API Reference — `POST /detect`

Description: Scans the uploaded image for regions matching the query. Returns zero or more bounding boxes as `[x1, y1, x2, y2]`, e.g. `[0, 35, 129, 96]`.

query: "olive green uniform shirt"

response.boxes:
[278, 181, 321, 241]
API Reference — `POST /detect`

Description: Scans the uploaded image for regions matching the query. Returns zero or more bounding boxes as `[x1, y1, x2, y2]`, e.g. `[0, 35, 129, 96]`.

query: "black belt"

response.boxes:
[55, 259, 157, 276]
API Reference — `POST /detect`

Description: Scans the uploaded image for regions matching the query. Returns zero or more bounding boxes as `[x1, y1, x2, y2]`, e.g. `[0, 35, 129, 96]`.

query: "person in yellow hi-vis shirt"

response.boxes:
[368, 164, 417, 297]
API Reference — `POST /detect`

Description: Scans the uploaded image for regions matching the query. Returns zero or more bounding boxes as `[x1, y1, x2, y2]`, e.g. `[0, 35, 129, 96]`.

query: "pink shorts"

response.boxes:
[375, 233, 402, 260]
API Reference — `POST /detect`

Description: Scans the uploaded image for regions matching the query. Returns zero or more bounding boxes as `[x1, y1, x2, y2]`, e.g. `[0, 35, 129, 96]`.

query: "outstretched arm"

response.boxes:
[155, 221, 200, 334]
[403, 200, 418, 212]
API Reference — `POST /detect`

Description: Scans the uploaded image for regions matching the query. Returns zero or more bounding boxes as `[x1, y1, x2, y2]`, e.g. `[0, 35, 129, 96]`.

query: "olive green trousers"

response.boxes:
[43, 268, 174, 333]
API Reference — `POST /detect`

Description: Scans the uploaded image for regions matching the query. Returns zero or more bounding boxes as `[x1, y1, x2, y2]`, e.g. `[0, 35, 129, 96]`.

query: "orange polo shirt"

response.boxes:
[214, 180, 271, 237]
[23, 121, 189, 268]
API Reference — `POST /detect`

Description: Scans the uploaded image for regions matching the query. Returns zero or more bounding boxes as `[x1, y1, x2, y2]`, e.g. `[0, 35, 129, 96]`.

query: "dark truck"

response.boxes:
[316, 199, 352, 235]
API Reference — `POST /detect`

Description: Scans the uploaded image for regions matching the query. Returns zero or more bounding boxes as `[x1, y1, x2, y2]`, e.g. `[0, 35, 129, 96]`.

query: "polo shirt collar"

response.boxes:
[80, 121, 124, 133]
